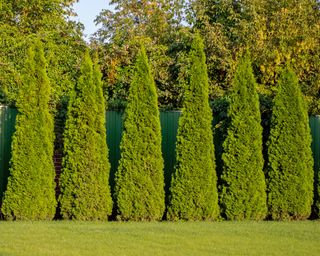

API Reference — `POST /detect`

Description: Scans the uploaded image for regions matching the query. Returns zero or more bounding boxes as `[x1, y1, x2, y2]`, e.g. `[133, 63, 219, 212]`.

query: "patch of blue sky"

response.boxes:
[72, 0, 114, 40]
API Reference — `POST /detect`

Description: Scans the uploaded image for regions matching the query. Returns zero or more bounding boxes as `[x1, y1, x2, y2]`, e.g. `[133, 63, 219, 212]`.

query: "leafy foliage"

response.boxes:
[192, 0, 320, 113]
[114, 46, 165, 220]
[59, 51, 113, 220]
[0, 0, 85, 107]
[1, 39, 57, 220]
[220, 54, 267, 220]
[167, 34, 219, 220]
[267, 67, 314, 220]
[94, 0, 191, 109]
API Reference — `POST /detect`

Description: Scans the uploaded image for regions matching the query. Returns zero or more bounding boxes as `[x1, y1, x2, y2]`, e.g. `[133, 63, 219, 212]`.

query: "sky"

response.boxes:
[72, 0, 113, 39]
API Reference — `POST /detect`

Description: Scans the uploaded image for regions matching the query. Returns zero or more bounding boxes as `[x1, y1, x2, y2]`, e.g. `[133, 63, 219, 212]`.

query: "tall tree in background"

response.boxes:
[192, 0, 320, 113]
[167, 34, 219, 220]
[220, 54, 267, 220]
[1, 39, 56, 220]
[267, 66, 314, 220]
[59, 50, 113, 220]
[114, 46, 165, 220]
[94, 0, 190, 108]
[0, 0, 85, 106]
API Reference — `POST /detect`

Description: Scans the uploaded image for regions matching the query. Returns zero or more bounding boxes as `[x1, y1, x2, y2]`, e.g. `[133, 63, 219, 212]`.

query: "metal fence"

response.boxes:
[1, 107, 320, 199]
[0, 106, 17, 198]
[309, 115, 320, 172]
[106, 111, 180, 194]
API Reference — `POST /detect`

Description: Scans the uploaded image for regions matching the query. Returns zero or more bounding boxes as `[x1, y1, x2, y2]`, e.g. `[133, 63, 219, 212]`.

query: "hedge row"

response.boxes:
[0, 37, 317, 220]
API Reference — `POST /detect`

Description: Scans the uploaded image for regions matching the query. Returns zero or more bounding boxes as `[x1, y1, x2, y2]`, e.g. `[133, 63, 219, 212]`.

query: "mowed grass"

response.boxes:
[0, 221, 319, 256]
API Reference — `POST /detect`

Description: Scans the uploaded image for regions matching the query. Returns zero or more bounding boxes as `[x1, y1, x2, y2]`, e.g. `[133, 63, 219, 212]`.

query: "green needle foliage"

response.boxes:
[115, 46, 165, 221]
[167, 34, 219, 221]
[317, 172, 320, 217]
[220, 54, 267, 220]
[59, 50, 113, 220]
[1, 39, 56, 220]
[267, 67, 314, 220]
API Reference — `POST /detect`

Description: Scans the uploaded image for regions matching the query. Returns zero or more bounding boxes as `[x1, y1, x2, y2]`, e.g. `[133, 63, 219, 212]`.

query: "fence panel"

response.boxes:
[160, 111, 180, 195]
[0, 106, 17, 199]
[1, 107, 319, 201]
[310, 116, 320, 172]
[106, 111, 181, 193]
[106, 111, 123, 192]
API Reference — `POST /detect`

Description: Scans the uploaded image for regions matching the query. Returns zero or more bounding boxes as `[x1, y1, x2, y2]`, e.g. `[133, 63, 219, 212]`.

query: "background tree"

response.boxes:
[267, 66, 314, 220]
[220, 54, 267, 220]
[0, 0, 85, 107]
[59, 50, 113, 220]
[114, 46, 165, 221]
[167, 34, 219, 220]
[191, 0, 320, 113]
[94, 0, 191, 109]
[1, 39, 56, 220]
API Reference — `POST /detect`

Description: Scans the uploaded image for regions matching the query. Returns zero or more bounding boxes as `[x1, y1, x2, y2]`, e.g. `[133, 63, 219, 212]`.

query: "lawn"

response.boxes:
[0, 221, 319, 256]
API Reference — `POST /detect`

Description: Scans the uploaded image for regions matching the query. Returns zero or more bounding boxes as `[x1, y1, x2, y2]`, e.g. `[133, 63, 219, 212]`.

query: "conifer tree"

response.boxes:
[114, 46, 165, 221]
[59, 50, 113, 220]
[267, 67, 313, 220]
[1, 39, 56, 220]
[167, 34, 219, 220]
[220, 54, 267, 220]
[317, 172, 320, 217]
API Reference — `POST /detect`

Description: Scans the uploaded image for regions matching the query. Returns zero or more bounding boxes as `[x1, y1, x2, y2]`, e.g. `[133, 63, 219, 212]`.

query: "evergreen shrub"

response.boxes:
[1, 39, 56, 220]
[167, 34, 219, 220]
[59, 50, 113, 220]
[220, 54, 267, 220]
[114, 46, 165, 221]
[267, 66, 314, 220]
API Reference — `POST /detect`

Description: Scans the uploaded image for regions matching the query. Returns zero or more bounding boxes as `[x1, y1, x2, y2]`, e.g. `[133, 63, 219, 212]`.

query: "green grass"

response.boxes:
[0, 221, 319, 256]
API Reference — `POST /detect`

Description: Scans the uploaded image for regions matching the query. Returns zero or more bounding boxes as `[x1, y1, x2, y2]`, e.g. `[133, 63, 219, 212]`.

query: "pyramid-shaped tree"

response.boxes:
[317, 171, 320, 217]
[267, 66, 313, 220]
[220, 54, 267, 220]
[167, 34, 219, 220]
[114, 46, 165, 221]
[59, 50, 113, 220]
[1, 39, 56, 220]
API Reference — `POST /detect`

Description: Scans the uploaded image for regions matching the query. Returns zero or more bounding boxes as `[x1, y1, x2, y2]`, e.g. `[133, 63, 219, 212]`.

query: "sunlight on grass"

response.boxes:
[0, 221, 319, 256]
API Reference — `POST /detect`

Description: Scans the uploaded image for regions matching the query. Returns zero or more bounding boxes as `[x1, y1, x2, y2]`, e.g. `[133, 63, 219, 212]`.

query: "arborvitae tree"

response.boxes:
[59, 50, 113, 220]
[166, 34, 219, 220]
[114, 46, 165, 221]
[1, 39, 56, 220]
[220, 54, 267, 220]
[317, 171, 320, 217]
[267, 67, 313, 220]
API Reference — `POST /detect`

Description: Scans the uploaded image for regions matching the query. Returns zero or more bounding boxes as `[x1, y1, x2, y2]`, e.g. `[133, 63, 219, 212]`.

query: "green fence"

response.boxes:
[0, 106, 17, 199]
[106, 111, 180, 194]
[310, 115, 320, 173]
[1, 107, 320, 200]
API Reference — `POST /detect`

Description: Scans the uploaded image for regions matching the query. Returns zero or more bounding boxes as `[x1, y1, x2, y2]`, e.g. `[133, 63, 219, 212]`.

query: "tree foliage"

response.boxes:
[1, 39, 57, 220]
[94, 0, 191, 108]
[267, 67, 314, 220]
[192, 0, 320, 113]
[59, 50, 113, 220]
[0, 0, 85, 107]
[220, 54, 267, 220]
[167, 34, 219, 220]
[114, 46, 165, 220]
